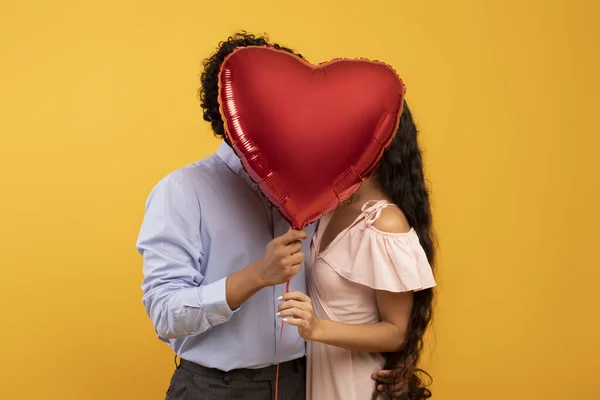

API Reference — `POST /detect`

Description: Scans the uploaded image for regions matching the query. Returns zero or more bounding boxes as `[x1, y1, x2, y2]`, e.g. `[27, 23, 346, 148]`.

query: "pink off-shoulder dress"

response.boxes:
[305, 200, 436, 400]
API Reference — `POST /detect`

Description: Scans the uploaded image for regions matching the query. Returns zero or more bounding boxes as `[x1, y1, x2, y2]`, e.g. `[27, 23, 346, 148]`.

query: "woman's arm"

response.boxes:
[277, 290, 413, 352]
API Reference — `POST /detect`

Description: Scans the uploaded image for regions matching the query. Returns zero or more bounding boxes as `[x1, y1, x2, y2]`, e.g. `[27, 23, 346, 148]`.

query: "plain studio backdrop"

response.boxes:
[1, 0, 598, 399]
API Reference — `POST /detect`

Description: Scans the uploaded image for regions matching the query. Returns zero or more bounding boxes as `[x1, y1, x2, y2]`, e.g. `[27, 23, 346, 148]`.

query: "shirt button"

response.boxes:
[220, 316, 225, 321]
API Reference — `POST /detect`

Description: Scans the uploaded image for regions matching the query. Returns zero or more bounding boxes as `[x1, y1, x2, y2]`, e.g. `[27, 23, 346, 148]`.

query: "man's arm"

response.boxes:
[137, 176, 237, 339]
[226, 229, 308, 309]
[137, 175, 307, 339]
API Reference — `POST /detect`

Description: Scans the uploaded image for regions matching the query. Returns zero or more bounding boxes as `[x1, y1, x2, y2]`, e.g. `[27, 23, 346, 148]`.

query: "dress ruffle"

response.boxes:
[319, 200, 436, 292]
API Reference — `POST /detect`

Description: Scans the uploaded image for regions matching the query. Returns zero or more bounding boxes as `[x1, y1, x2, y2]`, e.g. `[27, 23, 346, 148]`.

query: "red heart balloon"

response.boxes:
[218, 46, 406, 229]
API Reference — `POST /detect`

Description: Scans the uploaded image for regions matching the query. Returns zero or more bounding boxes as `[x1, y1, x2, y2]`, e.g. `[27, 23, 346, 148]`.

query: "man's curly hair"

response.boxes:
[199, 31, 303, 140]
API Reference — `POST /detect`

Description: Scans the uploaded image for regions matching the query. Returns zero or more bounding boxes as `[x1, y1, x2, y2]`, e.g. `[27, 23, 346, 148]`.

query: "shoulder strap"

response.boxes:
[329, 200, 397, 237]
[360, 200, 397, 225]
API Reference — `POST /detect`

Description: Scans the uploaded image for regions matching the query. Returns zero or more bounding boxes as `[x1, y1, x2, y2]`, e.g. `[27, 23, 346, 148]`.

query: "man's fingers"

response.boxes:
[285, 240, 303, 255]
[371, 372, 387, 381]
[291, 263, 302, 275]
[376, 377, 394, 384]
[373, 369, 406, 397]
[287, 251, 304, 265]
[375, 383, 400, 393]
[374, 369, 392, 383]
[278, 229, 307, 244]
[285, 240, 304, 254]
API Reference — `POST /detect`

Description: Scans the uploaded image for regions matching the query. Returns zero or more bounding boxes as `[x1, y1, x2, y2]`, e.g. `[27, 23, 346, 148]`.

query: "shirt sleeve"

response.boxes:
[136, 175, 235, 340]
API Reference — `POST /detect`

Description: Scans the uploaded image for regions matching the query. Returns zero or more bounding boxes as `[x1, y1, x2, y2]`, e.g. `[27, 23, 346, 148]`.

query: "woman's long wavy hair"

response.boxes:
[373, 102, 435, 400]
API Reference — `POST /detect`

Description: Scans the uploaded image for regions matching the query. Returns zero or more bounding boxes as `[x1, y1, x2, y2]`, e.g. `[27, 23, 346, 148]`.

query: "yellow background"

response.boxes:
[1, 0, 599, 399]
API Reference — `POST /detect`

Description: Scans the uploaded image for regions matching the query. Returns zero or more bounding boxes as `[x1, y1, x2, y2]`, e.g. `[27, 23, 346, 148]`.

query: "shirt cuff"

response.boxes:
[198, 277, 235, 327]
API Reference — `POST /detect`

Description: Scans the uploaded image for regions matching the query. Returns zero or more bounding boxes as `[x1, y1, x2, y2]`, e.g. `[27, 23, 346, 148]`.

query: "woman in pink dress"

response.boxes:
[278, 102, 436, 400]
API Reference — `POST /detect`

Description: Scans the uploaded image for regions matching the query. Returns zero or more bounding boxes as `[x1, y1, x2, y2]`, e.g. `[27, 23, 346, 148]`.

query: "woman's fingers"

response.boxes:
[278, 299, 312, 312]
[277, 307, 310, 320]
[280, 291, 311, 303]
[281, 317, 308, 328]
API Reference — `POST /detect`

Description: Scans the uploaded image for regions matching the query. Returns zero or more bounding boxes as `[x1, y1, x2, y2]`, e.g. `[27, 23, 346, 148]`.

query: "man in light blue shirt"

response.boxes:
[137, 32, 399, 400]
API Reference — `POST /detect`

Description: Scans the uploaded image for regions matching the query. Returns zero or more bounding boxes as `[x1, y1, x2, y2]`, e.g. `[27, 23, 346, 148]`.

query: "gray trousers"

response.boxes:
[166, 358, 306, 400]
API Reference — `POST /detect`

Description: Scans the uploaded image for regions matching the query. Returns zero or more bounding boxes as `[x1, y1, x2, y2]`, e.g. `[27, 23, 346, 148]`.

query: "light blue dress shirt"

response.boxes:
[136, 142, 315, 371]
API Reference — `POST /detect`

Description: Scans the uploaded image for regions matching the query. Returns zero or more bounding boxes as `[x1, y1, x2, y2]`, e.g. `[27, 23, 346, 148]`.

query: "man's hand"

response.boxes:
[225, 230, 306, 310]
[253, 230, 307, 286]
[371, 369, 403, 398]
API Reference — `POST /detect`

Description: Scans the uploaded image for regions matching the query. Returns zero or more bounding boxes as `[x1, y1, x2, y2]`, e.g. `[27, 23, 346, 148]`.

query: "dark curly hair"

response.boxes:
[373, 102, 436, 400]
[199, 31, 302, 140]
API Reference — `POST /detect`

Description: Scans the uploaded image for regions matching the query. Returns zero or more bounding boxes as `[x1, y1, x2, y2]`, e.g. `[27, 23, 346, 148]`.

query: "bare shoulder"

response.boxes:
[371, 206, 411, 234]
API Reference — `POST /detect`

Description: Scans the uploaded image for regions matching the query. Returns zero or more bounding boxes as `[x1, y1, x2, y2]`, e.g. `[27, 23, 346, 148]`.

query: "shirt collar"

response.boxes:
[216, 142, 259, 191]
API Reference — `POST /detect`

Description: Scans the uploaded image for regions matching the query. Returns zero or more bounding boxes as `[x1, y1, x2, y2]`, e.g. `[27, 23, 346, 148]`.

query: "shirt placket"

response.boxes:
[270, 204, 281, 364]
[269, 203, 289, 364]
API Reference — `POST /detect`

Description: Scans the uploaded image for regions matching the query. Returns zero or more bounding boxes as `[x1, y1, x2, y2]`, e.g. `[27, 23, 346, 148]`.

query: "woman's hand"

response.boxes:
[277, 291, 322, 341]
